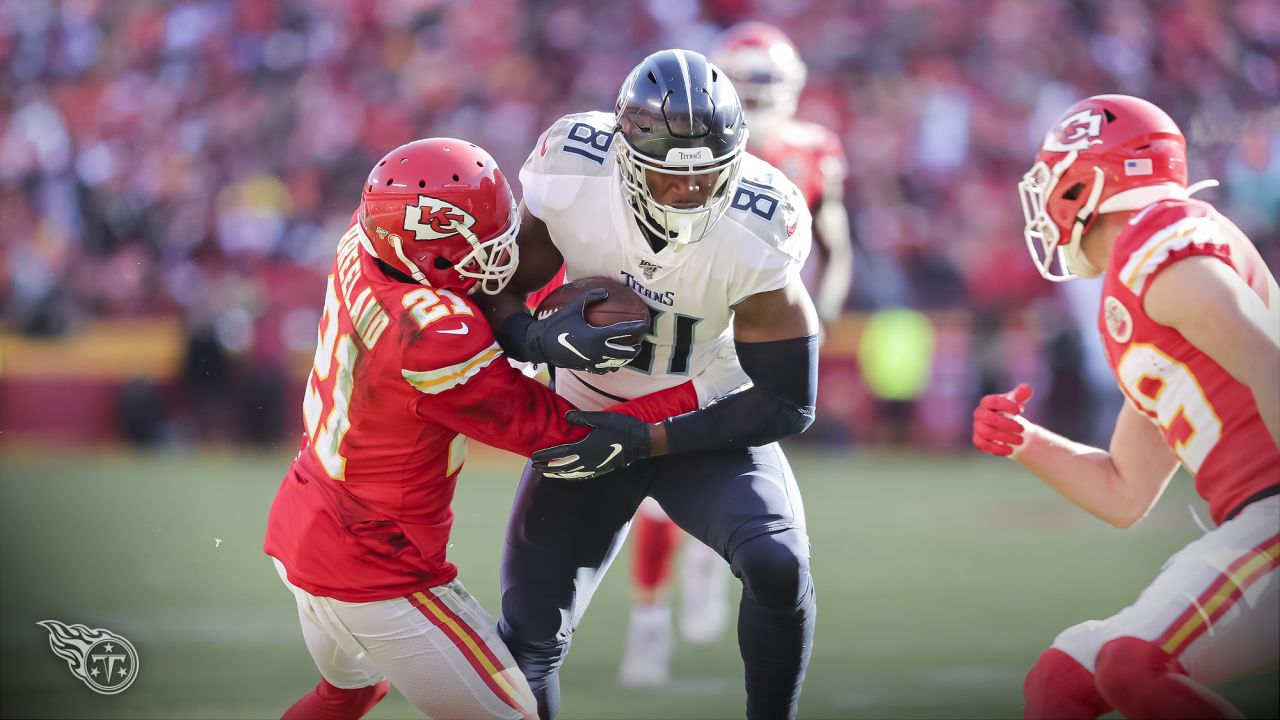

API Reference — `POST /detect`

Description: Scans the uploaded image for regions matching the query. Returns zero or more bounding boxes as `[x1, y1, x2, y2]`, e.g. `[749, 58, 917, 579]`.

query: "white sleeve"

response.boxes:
[520, 112, 614, 220]
[728, 184, 812, 306]
[692, 343, 750, 406]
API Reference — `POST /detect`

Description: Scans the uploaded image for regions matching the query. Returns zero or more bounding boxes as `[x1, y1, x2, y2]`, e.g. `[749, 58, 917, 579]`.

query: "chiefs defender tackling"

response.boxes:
[618, 21, 853, 687]
[974, 95, 1279, 719]
[263, 139, 694, 719]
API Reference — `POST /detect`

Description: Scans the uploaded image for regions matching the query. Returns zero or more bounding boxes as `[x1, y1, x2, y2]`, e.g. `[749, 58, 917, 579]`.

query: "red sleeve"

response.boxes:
[411, 357, 584, 456]
[525, 265, 568, 311]
[412, 363, 699, 458]
[605, 381, 699, 423]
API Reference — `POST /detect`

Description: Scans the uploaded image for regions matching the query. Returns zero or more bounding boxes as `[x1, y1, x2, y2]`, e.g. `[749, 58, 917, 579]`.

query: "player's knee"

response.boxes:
[1024, 647, 1095, 709]
[732, 530, 812, 610]
[496, 605, 569, 655]
[314, 678, 389, 716]
[1094, 636, 1179, 705]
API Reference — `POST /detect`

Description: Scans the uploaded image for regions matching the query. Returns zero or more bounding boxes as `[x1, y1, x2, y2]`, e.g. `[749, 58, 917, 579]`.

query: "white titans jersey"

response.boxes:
[521, 111, 812, 410]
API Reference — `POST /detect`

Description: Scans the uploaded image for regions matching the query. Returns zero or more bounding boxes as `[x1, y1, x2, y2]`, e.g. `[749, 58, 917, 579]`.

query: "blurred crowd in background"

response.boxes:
[2, 0, 1278, 449]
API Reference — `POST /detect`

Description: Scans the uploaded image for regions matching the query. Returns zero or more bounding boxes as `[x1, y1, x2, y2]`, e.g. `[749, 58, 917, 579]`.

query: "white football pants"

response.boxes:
[1050, 495, 1279, 684]
[274, 559, 537, 719]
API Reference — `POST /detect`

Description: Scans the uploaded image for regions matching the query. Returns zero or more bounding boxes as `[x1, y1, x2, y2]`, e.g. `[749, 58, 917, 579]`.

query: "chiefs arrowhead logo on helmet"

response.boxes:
[404, 195, 477, 241]
[1043, 109, 1105, 153]
[359, 138, 520, 295]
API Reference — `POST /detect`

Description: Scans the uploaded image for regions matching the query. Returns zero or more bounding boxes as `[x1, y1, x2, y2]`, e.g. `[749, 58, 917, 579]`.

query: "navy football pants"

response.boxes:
[497, 442, 816, 720]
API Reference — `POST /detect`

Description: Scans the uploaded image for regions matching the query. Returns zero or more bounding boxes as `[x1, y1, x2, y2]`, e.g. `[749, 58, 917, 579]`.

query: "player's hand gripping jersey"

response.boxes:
[521, 111, 812, 408]
[1100, 198, 1280, 524]
[264, 222, 697, 602]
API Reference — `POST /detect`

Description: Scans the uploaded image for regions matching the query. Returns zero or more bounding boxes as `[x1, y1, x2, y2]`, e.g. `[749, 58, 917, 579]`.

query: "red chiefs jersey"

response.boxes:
[264, 222, 698, 602]
[753, 119, 846, 212]
[1098, 198, 1280, 524]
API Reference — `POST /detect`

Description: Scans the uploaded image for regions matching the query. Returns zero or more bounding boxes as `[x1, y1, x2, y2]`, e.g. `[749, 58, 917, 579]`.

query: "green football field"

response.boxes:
[1, 446, 1275, 719]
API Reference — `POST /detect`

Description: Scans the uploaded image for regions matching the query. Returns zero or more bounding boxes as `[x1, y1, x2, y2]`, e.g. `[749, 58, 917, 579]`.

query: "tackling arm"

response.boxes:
[412, 355, 698, 459]
[475, 202, 648, 370]
[530, 278, 820, 479]
[1143, 256, 1280, 449]
[472, 202, 565, 344]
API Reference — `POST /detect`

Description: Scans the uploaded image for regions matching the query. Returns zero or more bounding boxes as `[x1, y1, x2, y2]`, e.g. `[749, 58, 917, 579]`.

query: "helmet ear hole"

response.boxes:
[434, 257, 453, 270]
[1103, 109, 1117, 123]
[1062, 183, 1085, 201]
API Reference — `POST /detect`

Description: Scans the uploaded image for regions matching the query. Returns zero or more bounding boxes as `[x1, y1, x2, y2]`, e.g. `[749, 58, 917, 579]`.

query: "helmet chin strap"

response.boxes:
[389, 235, 429, 285]
[1064, 167, 1105, 278]
[666, 216, 695, 250]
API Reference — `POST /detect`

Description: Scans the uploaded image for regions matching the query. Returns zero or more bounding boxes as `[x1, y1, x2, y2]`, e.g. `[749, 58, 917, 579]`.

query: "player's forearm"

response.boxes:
[1013, 420, 1172, 527]
[423, 363, 590, 456]
[474, 289, 531, 355]
[813, 202, 853, 320]
[1243, 350, 1280, 449]
[606, 381, 699, 427]
[662, 336, 817, 455]
[1013, 424, 1156, 529]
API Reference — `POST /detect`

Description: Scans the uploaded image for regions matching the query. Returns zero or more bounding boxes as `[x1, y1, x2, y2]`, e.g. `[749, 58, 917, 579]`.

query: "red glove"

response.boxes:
[973, 384, 1034, 457]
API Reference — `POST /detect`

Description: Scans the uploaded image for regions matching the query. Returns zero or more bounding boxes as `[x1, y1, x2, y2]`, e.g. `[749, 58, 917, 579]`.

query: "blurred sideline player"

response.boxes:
[973, 95, 1279, 719]
[263, 139, 697, 720]
[619, 21, 854, 687]
[475, 49, 820, 720]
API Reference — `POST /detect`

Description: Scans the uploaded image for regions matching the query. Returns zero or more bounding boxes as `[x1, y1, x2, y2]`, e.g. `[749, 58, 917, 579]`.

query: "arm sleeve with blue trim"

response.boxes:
[663, 335, 818, 454]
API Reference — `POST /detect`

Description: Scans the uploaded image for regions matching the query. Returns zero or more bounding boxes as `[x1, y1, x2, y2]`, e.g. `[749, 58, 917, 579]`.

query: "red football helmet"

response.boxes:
[359, 138, 519, 295]
[1019, 94, 1215, 281]
[710, 22, 806, 141]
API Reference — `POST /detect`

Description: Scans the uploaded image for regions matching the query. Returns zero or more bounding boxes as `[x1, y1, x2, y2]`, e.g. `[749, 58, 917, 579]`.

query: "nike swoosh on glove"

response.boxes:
[526, 289, 649, 374]
[532, 410, 652, 479]
[973, 384, 1033, 457]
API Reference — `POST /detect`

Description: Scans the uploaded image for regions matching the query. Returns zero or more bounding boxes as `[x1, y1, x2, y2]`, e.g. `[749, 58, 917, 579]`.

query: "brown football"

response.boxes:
[535, 276, 650, 345]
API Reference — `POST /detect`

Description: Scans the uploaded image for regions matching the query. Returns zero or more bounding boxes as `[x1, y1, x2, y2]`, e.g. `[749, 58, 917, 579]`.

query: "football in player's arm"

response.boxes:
[471, 50, 820, 720]
[263, 139, 699, 720]
[476, 179, 820, 480]
[974, 94, 1280, 720]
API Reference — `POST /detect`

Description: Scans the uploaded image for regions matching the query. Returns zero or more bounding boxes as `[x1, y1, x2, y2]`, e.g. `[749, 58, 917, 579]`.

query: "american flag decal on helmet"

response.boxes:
[1124, 158, 1153, 176]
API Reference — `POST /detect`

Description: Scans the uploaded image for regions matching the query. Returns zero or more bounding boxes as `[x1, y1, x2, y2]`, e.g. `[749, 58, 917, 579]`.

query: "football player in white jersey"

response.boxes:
[473, 49, 820, 719]
[617, 22, 858, 687]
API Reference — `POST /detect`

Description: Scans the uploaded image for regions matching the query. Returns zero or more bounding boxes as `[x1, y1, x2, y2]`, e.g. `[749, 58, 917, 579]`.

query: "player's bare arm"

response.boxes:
[472, 201, 564, 320]
[475, 201, 648, 372]
[532, 277, 820, 478]
[980, 388, 1181, 528]
[811, 173, 854, 323]
[1144, 256, 1280, 449]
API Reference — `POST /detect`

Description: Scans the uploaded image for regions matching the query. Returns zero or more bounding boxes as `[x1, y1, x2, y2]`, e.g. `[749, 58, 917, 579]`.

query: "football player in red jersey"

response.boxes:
[616, 22, 855, 686]
[263, 139, 695, 720]
[715, 21, 852, 326]
[974, 95, 1279, 720]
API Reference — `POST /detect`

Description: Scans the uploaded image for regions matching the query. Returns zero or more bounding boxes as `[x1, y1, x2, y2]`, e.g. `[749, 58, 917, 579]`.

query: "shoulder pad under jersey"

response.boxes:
[1111, 198, 1226, 295]
[397, 292, 503, 396]
[521, 112, 616, 219]
[724, 153, 813, 265]
[522, 111, 617, 180]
